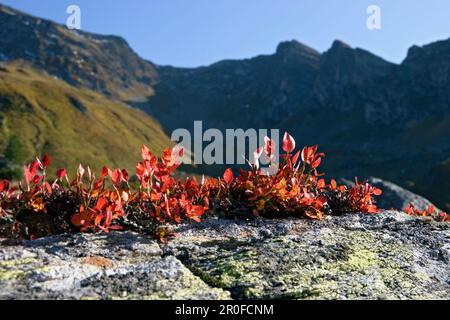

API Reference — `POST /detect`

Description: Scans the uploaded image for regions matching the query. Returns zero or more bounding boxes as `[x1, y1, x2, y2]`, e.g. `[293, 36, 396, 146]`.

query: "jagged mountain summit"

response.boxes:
[0, 3, 449, 210]
[147, 37, 450, 211]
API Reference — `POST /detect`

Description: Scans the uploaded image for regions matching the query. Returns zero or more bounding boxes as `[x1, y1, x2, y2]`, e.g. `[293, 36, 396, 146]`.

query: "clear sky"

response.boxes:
[2, 0, 449, 67]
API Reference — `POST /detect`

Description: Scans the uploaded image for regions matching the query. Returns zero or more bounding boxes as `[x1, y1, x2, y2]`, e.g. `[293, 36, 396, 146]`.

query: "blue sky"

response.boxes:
[2, 0, 449, 67]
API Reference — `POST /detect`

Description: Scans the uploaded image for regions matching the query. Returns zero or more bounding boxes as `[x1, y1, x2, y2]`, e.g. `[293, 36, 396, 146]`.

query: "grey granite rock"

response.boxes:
[0, 232, 230, 300]
[367, 178, 440, 211]
[0, 211, 449, 300]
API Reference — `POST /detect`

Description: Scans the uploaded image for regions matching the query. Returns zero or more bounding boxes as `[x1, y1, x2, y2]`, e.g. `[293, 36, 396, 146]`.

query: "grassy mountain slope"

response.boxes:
[0, 61, 171, 178]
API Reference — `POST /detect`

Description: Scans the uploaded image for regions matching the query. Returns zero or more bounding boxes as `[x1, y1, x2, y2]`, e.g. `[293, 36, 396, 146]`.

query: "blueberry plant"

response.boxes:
[0, 132, 447, 241]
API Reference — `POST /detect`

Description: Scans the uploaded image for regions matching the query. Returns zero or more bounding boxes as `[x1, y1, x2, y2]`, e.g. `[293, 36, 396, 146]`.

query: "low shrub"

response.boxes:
[1, 131, 441, 242]
[404, 203, 449, 222]
[212, 134, 382, 220]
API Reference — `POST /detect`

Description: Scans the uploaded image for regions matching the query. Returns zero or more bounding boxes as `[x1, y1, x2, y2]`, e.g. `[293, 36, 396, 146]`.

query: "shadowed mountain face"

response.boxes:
[0, 4, 449, 209]
[147, 38, 450, 210]
[151, 39, 450, 131]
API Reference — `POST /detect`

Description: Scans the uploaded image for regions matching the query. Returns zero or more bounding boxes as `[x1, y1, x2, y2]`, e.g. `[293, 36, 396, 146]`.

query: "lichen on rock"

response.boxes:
[0, 211, 449, 300]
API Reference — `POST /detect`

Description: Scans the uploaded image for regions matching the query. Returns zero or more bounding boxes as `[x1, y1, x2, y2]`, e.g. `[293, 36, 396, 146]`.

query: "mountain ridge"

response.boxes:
[0, 3, 159, 101]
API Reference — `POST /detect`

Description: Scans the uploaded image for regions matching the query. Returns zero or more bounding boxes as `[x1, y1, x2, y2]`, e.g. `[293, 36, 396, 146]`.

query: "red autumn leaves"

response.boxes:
[216, 133, 382, 219]
[1, 131, 447, 240]
[328, 178, 382, 214]
[223, 168, 234, 185]
[282, 132, 295, 153]
[69, 163, 130, 232]
[217, 134, 329, 219]
[301, 146, 323, 169]
[405, 203, 449, 222]
[135, 145, 207, 224]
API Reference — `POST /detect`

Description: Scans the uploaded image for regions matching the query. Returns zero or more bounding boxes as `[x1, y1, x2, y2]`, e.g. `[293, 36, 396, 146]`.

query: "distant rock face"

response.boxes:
[1, 212, 448, 300]
[367, 178, 440, 211]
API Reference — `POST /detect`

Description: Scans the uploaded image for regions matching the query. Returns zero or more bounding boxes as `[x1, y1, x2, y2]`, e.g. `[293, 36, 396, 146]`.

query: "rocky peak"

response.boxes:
[319, 38, 394, 83]
[275, 40, 321, 64]
[399, 38, 450, 113]
[330, 39, 352, 51]
[276, 40, 320, 55]
[403, 38, 450, 65]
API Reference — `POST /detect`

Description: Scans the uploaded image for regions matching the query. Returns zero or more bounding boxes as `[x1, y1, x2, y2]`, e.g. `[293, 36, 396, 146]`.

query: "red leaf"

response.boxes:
[56, 168, 67, 179]
[94, 214, 103, 226]
[301, 147, 308, 162]
[373, 188, 382, 196]
[173, 145, 184, 159]
[187, 205, 205, 222]
[24, 165, 33, 184]
[32, 175, 42, 185]
[223, 168, 234, 184]
[405, 204, 414, 215]
[282, 132, 296, 153]
[108, 225, 123, 230]
[110, 169, 122, 185]
[311, 157, 322, 169]
[263, 136, 276, 157]
[101, 166, 109, 178]
[162, 148, 172, 164]
[41, 154, 51, 167]
[95, 197, 109, 211]
[141, 145, 154, 161]
[71, 214, 83, 227]
[136, 162, 146, 179]
[330, 179, 337, 190]
[317, 179, 326, 189]
[45, 181, 53, 194]
[121, 169, 129, 182]
[292, 150, 301, 165]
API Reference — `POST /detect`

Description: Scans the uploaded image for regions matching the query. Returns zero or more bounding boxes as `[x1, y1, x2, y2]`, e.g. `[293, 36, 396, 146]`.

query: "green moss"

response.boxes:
[183, 228, 443, 300]
[0, 269, 26, 280]
[346, 249, 378, 270]
[0, 258, 36, 267]
[0, 258, 40, 281]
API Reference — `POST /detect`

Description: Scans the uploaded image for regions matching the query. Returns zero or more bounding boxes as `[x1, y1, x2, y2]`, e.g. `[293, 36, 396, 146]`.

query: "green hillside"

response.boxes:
[0, 62, 172, 179]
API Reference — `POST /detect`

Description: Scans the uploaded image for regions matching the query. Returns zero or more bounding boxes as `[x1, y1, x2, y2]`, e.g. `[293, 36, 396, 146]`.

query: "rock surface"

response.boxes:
[367, 177, 440, 211]
[0, 211, 449, 300]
